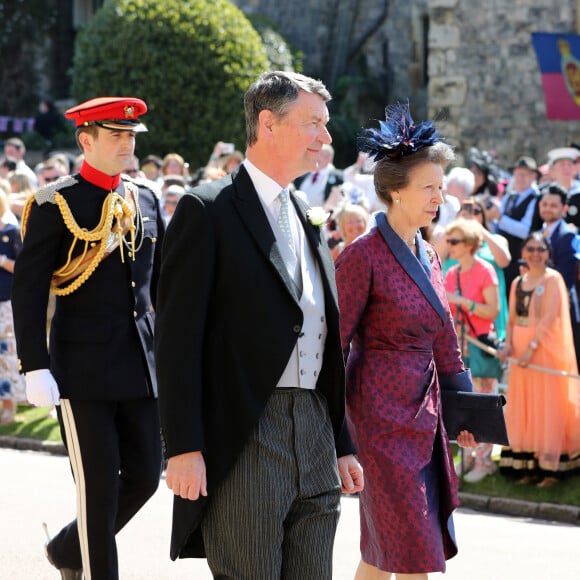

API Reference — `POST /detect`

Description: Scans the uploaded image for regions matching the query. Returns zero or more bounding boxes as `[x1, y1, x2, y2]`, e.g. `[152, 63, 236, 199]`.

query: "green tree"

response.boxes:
[0, 0, 59, 116]
[247, 14, 303, 73]
[71, 0, 270, 168]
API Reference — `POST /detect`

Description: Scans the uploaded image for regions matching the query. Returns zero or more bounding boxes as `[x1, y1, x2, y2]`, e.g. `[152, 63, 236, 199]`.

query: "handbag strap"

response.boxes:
[455, 267, 478, 336]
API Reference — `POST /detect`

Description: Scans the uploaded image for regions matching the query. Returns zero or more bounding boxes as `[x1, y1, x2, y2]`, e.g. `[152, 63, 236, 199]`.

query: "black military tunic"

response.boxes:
[13, 170, 162, 398]
[11, 162, 165, 577]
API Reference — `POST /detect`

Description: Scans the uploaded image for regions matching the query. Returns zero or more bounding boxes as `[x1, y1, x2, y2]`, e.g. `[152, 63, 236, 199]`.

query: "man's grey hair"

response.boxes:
[244, 71, 331, 146]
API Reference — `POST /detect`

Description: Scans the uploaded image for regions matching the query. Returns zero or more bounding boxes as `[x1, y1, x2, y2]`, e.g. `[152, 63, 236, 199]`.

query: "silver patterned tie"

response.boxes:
[277, 189, 294, 251]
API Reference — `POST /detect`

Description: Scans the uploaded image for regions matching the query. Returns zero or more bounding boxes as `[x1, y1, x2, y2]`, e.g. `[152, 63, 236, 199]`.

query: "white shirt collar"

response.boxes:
[543, 218, 562, 237]
[243, 159, 287, 207]
[314, 164, 332, 176]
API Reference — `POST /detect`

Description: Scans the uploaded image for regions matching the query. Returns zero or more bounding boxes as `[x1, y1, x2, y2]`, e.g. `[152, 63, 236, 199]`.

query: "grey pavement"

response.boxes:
[2, 445, 580, 579]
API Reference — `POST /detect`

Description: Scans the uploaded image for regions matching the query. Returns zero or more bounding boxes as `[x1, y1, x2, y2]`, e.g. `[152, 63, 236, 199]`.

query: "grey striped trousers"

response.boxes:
[201, 388, 342, 579]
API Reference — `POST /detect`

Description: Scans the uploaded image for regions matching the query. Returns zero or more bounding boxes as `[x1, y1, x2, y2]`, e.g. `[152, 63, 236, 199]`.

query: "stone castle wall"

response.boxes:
[232, 0, 430, 120]
[233, 0, 580, 169]
[429, 0, 580, 167]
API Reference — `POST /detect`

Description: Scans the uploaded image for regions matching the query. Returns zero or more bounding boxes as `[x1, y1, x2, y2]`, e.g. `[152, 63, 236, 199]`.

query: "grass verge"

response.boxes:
[459, 469, 580, 507]
[1, 407, 579, 507]
[0, 404, 61, 442]
[454, 445, 580, 507]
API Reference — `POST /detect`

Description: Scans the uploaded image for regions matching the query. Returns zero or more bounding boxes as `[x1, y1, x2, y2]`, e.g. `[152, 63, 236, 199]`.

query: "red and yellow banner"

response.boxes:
[532, 31, 580, 120]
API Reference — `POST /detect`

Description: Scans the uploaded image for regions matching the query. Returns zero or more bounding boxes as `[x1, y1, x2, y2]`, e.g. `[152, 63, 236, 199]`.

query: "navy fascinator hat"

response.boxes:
[357, 103, 441, 162]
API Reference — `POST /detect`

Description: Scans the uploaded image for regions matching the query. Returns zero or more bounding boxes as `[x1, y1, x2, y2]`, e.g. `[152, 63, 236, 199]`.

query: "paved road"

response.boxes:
[2, 448, 579, 579]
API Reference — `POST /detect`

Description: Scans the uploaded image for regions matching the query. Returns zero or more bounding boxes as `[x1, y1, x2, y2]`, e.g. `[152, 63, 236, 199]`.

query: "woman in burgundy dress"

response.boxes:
[336, 104, 476, 579]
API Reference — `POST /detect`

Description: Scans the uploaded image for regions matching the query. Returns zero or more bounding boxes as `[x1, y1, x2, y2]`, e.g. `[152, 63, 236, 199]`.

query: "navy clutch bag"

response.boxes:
[442, 391, 509, 446]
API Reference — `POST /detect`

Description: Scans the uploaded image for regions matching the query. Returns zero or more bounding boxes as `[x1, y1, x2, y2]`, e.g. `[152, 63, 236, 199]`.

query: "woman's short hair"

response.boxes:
[162, 153, 186, 175]
[335, 203, 369, 233]
[446, 166, 475, 197]
[8, 171, 34, 193]
[373, 142, 455, 206]
[444, 217, 483, 253]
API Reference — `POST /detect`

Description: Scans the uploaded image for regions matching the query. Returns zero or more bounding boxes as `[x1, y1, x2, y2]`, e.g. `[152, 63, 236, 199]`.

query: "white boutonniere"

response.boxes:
[306, 207, 330, 227]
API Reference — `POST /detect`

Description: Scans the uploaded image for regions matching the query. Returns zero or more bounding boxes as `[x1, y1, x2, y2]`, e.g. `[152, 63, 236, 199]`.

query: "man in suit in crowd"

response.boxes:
[497, 155, 543, 299]
[293, 143, 343, 208]
[538, 183, 580, 367]
[12, 97, 164, 580]
[155, 70, 363, 578]
[544, 147, 580, 230]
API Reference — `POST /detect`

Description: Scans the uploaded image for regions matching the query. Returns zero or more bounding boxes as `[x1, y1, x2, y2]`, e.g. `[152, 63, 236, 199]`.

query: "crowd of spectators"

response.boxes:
[1, 132, 579, 490]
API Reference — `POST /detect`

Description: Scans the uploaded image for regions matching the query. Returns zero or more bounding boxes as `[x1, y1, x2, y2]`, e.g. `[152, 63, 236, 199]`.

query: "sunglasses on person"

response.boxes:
[523, 246, 548, 253]
[446, 238, 465, 246]
[461, 205, 483, 215]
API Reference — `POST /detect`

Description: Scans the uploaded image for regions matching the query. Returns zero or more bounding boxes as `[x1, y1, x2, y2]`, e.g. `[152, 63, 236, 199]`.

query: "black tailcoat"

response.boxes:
[155, 165, 354, 559]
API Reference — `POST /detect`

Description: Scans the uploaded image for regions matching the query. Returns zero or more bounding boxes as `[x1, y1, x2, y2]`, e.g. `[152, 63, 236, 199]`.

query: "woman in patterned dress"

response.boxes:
[336, 104, 476, 579]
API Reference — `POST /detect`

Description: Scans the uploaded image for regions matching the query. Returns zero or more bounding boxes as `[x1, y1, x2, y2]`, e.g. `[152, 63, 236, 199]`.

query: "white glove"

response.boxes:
[25, 369, 60, 407]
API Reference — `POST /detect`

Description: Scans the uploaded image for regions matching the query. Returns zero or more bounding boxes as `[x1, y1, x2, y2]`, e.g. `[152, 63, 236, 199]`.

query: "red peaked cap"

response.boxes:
[65, 97, 148, 132]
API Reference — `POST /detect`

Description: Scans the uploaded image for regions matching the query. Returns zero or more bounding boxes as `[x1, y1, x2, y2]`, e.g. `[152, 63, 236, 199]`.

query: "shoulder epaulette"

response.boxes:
[34, 175, 78, 205]
[122, 174, 162, 199]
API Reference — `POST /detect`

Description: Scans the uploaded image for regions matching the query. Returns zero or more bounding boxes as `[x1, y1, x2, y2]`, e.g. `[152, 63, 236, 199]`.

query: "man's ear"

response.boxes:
[78, 131, 92, 152]
[259, 109, 276, 135]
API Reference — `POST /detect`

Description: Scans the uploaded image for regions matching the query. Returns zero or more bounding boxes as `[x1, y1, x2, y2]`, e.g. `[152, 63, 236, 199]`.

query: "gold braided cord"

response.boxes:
[55, 191, 124, 242]
[20, 196, 35, 241]
[49, 192, 136, 296]
[51, 229, 112, 296]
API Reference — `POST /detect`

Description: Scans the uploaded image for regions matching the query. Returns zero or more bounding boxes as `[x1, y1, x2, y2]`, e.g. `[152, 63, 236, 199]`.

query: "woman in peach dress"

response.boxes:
[499, 232, 580, 487]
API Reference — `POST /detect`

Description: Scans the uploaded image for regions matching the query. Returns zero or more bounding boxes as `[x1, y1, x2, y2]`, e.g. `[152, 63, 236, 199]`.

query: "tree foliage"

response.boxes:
[71, 0, 270, 167]
[0, 0, 59, 115]
[247, 14, 303, 73]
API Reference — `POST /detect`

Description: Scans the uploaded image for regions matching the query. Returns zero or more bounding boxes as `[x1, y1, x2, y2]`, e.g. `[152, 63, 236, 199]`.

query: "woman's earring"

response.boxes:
[395, 198, 400, 204]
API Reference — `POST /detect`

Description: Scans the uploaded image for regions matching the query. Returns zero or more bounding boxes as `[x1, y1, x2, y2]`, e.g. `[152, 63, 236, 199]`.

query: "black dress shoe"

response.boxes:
[61, 570, 83, 580]
[44, 538, 83, 580]
[58, 567, 83, 580]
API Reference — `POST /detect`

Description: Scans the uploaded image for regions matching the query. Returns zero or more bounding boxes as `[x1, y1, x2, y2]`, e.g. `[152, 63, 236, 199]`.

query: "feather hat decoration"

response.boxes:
[358, 103, 441, 162]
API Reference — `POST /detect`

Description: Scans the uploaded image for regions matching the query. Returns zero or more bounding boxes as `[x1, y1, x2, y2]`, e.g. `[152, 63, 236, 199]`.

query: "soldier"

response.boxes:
[12, 97, 164, 580]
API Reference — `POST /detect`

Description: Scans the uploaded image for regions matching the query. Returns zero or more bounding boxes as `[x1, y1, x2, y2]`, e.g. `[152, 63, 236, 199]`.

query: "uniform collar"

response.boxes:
[79, 160, 121, 190]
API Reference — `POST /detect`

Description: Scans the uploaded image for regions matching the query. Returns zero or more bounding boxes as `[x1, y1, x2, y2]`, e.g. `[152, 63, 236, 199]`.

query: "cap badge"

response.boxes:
[124, 105, 135, 119]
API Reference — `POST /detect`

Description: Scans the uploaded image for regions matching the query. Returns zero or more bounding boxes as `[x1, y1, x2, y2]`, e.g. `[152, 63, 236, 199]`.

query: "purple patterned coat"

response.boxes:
[336, 214, 471, 574]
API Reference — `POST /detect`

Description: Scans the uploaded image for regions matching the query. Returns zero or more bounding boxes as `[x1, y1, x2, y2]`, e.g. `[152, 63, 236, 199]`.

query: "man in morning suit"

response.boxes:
[12, 97, 164, 580]
[155, 71, 364, 579]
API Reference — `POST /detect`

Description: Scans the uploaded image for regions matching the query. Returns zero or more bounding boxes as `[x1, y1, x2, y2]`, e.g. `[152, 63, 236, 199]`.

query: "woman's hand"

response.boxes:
[456, 430, 477, 448]
[446, 292, 468, 307]
[446, 291, 459, 305]
[498, 344, 511, 361]
[518, 347, 534, 367]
